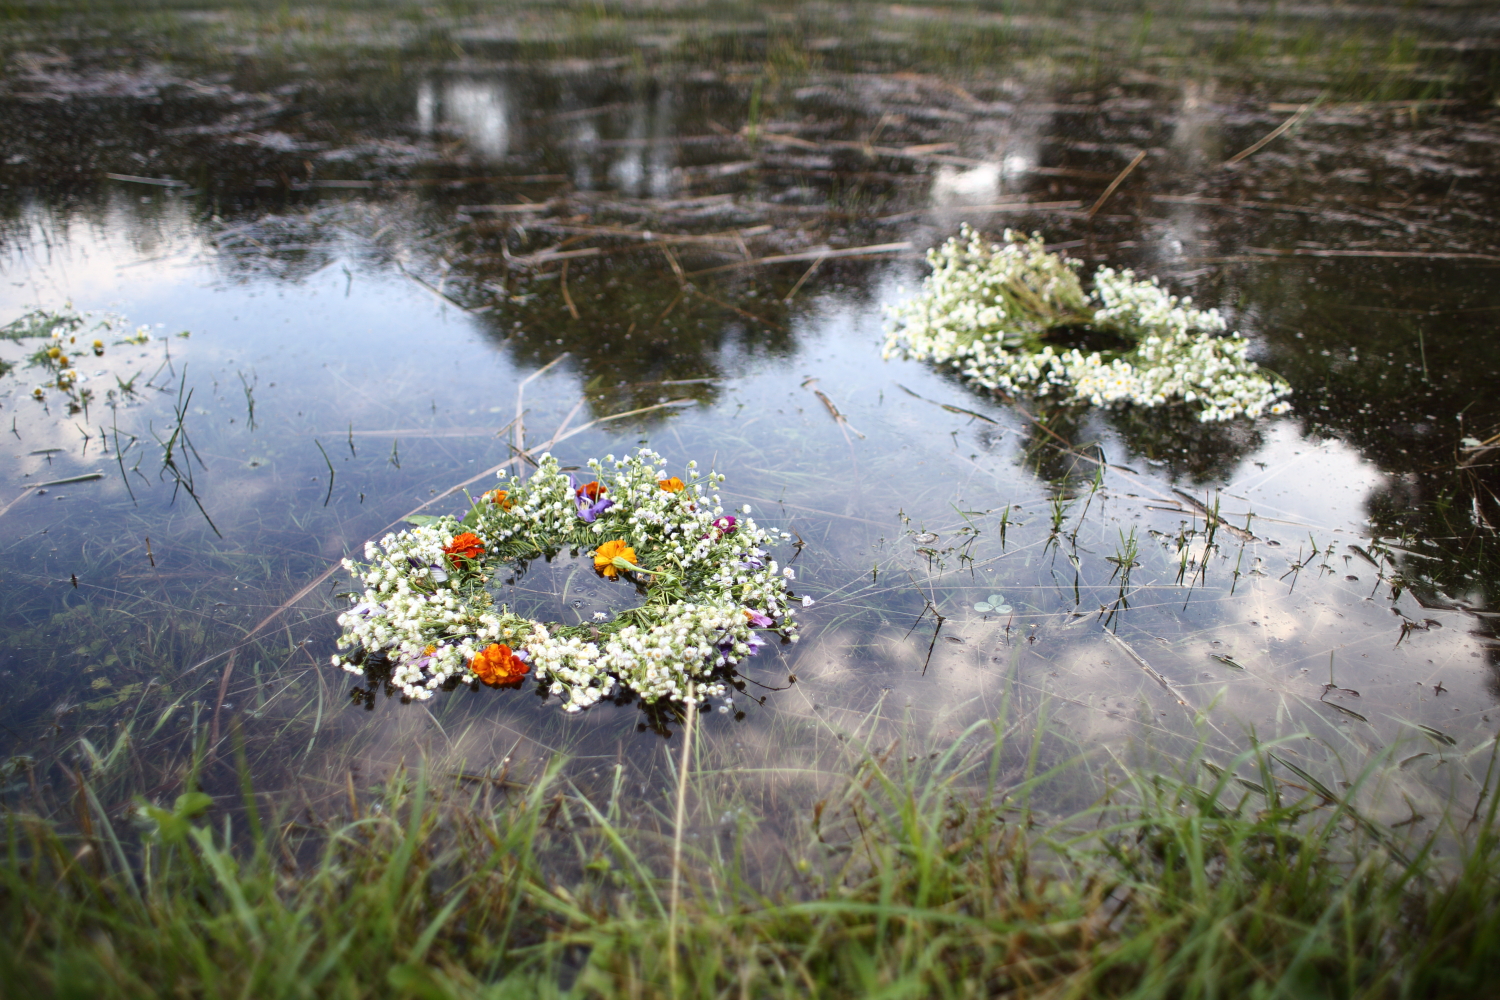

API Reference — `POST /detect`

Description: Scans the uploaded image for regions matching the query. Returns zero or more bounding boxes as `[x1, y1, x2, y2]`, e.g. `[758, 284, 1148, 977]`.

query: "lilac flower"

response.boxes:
[745, 609, 774, 628]
[349, 601, 383, 619]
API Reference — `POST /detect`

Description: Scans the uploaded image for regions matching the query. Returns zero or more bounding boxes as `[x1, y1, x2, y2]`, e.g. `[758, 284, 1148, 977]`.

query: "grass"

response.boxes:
[4, 698, 1500, 998]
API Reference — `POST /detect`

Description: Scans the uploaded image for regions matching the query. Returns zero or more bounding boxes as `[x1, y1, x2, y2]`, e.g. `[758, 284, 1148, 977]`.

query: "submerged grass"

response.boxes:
[4, 706, 1500, 998]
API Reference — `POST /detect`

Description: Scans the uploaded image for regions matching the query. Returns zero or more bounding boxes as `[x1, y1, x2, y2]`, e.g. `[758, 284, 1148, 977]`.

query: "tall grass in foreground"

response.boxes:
[3, 718, 1500, 999]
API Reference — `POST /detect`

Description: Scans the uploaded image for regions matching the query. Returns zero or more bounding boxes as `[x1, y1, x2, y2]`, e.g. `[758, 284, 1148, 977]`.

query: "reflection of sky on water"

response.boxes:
[439, 79, 513, 159]
[414, 77, 516, 159]
[930, 162, 1001, 206]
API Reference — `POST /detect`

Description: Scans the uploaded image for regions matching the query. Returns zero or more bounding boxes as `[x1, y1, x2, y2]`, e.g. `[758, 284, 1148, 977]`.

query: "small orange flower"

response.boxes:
[471, 643, 529, 687]
[443, 532, 485, 566]
[593, 539, 637, 578]
[658, 477, 685, 493]
[578, 481, 607, 502]
[482, 489, 512, 510]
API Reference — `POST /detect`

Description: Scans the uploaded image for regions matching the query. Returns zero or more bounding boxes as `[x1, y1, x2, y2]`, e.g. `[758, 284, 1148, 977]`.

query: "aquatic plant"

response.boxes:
[884, 226, 1291, 422]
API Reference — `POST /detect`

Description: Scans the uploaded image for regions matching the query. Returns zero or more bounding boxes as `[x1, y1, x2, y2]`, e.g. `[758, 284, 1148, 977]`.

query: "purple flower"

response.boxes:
[571, 473, 614, 522]
[713, 515, 738, 535]
[578, 497, 614, 523]
[745, 609, 774, 628]
[350, 601, 383, 619]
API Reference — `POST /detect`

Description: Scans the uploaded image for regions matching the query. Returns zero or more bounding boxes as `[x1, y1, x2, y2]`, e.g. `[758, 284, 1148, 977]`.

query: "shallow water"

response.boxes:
[2, 1, 1499, 835]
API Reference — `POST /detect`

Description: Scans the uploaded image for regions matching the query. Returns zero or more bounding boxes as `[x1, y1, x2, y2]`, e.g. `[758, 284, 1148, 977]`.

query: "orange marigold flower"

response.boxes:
[482, 489, 512, 510]
[578, 481, 607, 502]
[443, 532, 485, 566]
[593, 539, 636, 578]
[471, 643, 529, 687]
[658, 477, 685, 493]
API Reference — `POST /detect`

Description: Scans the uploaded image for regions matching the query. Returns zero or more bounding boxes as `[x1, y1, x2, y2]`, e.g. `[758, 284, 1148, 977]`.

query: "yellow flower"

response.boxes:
[658, 477, 685, 493]
[593, 539, 637, 578]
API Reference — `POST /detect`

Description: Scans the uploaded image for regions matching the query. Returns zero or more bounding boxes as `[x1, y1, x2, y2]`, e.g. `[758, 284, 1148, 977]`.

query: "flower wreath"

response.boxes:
[884, 226, 1290, 422]
[332, 449, 804, 713]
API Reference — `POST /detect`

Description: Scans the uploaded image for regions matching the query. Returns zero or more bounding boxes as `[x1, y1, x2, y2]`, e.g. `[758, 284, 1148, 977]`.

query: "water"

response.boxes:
[2, 1, 1498, 833]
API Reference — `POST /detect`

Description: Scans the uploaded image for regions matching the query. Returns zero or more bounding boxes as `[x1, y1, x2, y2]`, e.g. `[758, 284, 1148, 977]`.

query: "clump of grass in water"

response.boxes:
[4, 717, 1500, 997]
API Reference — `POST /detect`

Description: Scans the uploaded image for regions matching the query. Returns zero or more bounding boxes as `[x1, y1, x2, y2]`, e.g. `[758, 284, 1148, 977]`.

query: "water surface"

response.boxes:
[3, 1, 1499, 836]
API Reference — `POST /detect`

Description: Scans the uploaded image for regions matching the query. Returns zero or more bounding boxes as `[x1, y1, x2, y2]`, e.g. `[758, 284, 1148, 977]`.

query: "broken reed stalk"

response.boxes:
[667, 681, 697, 989]
[560, 260, 580, 320]
[782, 255, 823, 303]
[1086, 149, 1148, 220]
[686, 242, 912, 276]
[1222, 103, 1311, 166]
[515, 351, 570, 456]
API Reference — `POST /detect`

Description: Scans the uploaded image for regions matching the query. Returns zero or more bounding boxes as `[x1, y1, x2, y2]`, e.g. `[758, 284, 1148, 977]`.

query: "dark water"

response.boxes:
[3, 1, 1499, 830]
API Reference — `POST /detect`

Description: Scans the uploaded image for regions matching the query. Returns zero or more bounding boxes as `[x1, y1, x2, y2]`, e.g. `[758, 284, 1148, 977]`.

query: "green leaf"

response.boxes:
[175, 792, 213, 819]
[404, 515, 442, 527]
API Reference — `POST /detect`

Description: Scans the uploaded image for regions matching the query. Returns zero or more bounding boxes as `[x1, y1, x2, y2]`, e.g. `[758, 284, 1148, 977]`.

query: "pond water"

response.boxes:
[3, 1, 1499, 840]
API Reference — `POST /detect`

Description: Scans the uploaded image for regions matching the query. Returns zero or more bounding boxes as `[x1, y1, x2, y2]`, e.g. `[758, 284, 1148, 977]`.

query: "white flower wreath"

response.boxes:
[884, 225, 1291, 422]
[332, 448, 803, 713]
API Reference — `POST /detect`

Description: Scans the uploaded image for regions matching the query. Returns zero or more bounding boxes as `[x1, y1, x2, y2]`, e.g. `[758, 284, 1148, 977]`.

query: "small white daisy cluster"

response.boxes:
[884, 226, 1290, 422]
[331, 448, 802, 713]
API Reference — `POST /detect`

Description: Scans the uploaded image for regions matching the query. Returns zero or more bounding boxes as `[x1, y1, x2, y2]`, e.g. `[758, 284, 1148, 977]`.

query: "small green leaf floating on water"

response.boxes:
[1210, 653, 1246, 670]
[974, 595, 1013, 613]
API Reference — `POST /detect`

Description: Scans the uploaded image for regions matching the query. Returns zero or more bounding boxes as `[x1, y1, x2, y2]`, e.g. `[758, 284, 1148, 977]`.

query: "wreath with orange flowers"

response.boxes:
[333, 449, 804, 713]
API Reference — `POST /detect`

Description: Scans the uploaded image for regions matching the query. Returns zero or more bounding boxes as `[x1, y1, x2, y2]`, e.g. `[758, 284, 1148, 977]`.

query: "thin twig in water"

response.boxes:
[559, 259, 580, 320]
[514, 352, 571, 455]
[687, 242, 913, 276]
[806, 384, 865, 440]
[1087, 150, 1148, 220]
[1222, 103, 1313, 166]
[314, 439, 335, 506]
[690, 285, 783, 331]
[783, 255, 824, 303]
